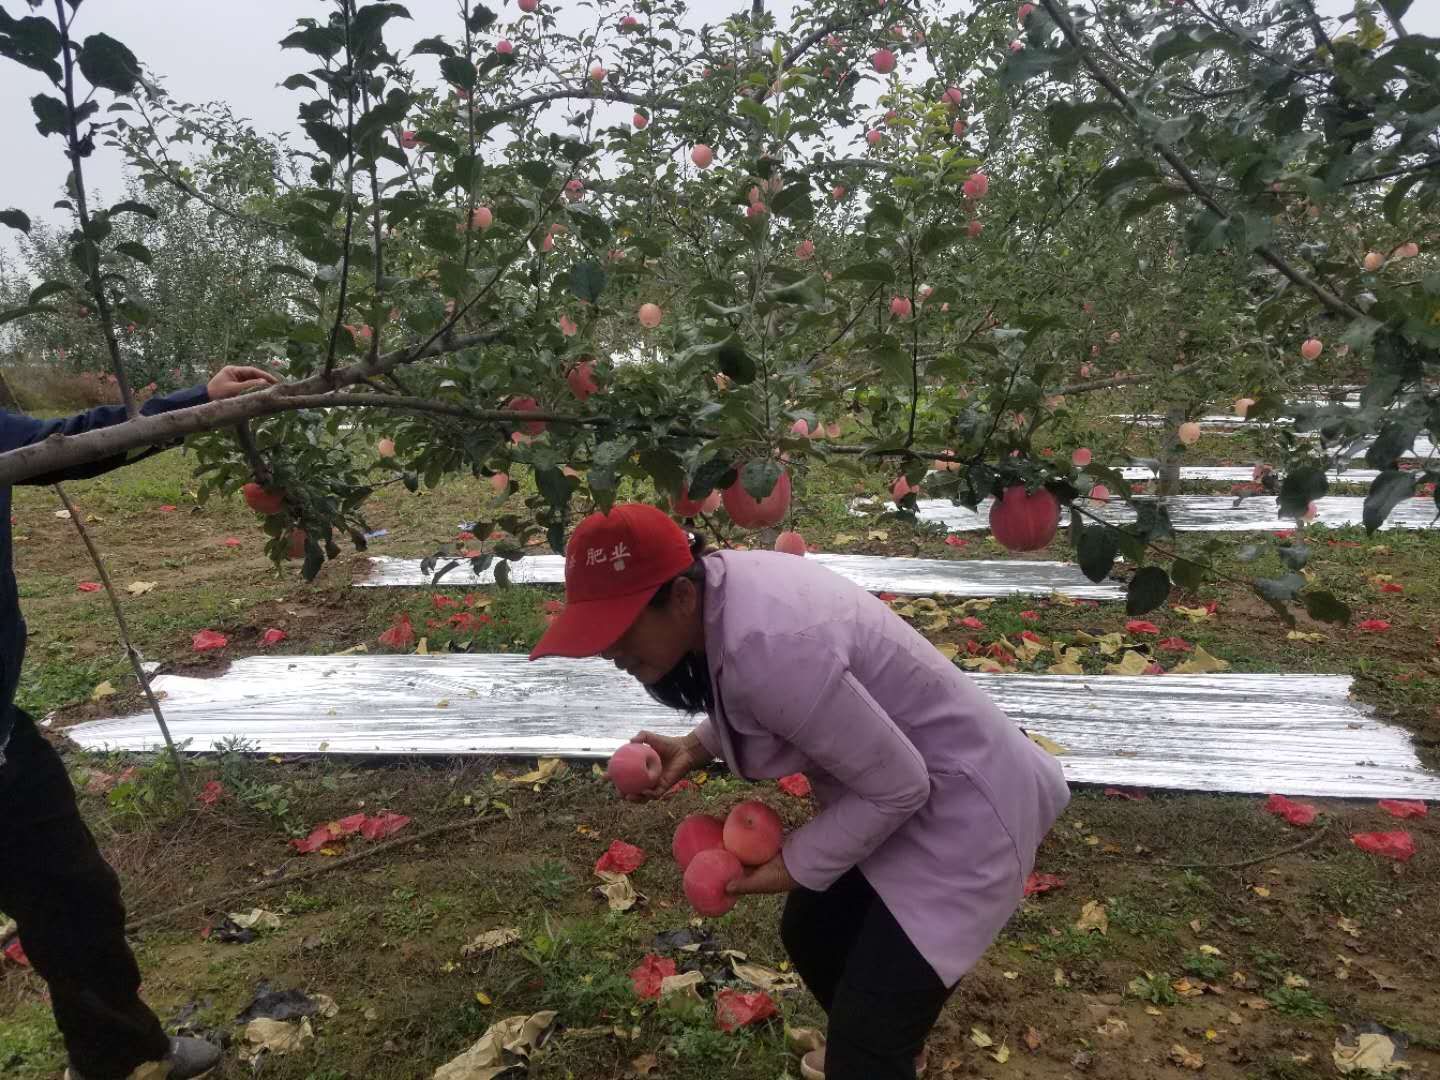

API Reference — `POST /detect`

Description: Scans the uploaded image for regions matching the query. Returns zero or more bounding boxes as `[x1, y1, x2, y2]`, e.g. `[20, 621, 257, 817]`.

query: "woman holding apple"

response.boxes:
[530, 502, 1070, 1080]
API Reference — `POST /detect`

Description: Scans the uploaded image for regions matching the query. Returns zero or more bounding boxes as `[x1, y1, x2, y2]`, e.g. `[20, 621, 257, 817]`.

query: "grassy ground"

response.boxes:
[2, 412, 1438, 1079]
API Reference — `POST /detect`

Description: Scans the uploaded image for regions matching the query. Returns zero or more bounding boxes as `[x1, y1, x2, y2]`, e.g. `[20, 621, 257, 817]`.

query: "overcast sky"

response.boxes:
[2, 0, 1434, 245]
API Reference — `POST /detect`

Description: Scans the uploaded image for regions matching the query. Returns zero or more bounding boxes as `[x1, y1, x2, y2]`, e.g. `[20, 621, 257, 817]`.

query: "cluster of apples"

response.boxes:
[606, 743, 784, 917]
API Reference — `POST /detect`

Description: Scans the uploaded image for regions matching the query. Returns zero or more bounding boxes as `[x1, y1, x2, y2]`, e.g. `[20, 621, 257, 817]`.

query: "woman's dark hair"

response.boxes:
[643, 530, 714, 715]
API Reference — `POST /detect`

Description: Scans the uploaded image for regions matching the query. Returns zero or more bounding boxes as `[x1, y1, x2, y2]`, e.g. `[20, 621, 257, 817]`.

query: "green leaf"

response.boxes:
[771, 183, 814, 221]
[113, 241, 152, 265]
[1047, 100, 1119, 148]
[78, 33, 142, 94]
[832, 261, 895, 284]
[0, 12, 63, 83]
[28, 280, 73, 305]
[638, 449, 687, 502]
[1076, 525, 1119, 583]
[716, 337, 756, 384]
[440, 54, 477, 89]
[517, 160, 554, 189]
[0, 208, 30, 233]
[281, 73, 317, 91]
[1093, 158, 1160, 207]
[687, 456, 736, 502]
[280, 24, 343, 59]
[1254, 573, 1306, 603]
[567, 261, 608, 304]
[999, 45, 1074, 90]
[918, 224, 962, 256]
[410, 35, 456, 57]
[353, 2, 412, 42]
[69, 241, 100, 278]
[1169, 557, 1206, 591]
[1365, 421, 1420, 468]
[303, 119, 350, 160]
[1383, 173, 1422, 226]
[1125, 566, 1171, 616]
[1363, 470, 1417, 534]
[0, 304, 59, 327]
[1182, 209, 1229, 254]
[108, 199, 157, 219]
[1278, 466, 1328, 520]
[1301, 590, 1351, 625]
[30, 92, 68, 136]
[740, 459, 781, 501]
[1277, 544, 1309, 571]
[763, 274, 824, 308]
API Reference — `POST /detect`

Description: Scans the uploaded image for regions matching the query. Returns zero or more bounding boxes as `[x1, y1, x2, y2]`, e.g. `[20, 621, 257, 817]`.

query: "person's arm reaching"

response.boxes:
[0, 366, 278, 484]
[726, 636, 931, 896]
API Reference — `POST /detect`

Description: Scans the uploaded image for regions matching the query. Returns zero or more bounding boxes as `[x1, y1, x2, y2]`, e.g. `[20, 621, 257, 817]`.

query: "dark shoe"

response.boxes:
[66, 1036, 221, 1080]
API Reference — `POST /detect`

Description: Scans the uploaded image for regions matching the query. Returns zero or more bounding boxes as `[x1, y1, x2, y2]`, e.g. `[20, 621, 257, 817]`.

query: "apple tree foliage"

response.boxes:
[0, 0, 1436, 623]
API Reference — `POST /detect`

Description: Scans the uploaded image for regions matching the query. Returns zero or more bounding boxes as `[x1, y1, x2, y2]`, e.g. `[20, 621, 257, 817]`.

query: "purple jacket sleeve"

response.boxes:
[728, 636, 931, 891]
[0, 385, 210, 484]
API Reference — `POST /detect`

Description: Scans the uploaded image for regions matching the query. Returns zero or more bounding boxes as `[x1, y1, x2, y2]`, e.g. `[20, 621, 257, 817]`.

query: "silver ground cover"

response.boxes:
[65, 657, 1440, 798]
[356, 554, 1124, 600]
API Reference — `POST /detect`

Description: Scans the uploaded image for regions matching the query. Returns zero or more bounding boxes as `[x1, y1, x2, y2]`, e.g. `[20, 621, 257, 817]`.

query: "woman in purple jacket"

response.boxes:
[531, 502, 1071, 1079]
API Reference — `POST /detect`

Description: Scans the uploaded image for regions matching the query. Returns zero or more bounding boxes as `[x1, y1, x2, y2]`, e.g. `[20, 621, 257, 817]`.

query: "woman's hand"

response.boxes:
[206, 365, 279, 401]
[625, 729, 709, 802]
[727, 853, 798, 896]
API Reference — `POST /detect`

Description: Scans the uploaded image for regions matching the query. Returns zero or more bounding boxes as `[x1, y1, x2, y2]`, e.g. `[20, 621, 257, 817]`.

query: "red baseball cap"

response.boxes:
[528, 502, 697, 661]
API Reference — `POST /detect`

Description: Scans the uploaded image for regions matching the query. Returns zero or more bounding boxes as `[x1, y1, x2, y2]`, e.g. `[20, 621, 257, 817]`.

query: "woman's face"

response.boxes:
[600, 575, 703, 684]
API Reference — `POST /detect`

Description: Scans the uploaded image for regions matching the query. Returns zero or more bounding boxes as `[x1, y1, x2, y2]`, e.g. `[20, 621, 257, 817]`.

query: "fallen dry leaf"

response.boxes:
[228, 908, 282, 931]
[787, 1027, 826, 1055]
[1028, 732, 1068, 756]
[594, 871, 643, 913]
[126, 580, 157, 596]
[1169, 1043, 1205, 1070]
[90, 681, 116, 701]
[461, 928, 521, 957]
[631, 1054, 659, 1077]
[505, 759, 567, 786]
[1023, 1026, 1043, 1052]
[1332, 1032, 1409, 1075]
[1103, 649, 1153, 676]
[970, 1027, 994, 1049]
[243, 1017, 313, 1057]
[1097, 1017, 1130, 1039]
[732, 959, 802, 993]
[1170, 645, 1231, 674]
[990, 1042, 1010, 1064]
[1074, 900, 1109, 936]
[433, 1011, 557, 1080]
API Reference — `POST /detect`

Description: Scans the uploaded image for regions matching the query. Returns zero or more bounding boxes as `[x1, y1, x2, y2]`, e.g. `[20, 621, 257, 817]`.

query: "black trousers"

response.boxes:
[0, 709, 169, 1079]
[781, 867, 953, 1080]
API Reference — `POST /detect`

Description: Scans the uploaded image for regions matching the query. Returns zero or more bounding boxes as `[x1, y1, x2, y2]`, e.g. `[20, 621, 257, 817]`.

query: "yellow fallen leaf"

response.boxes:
[1287, 630, 1326, 643]
[1170, 645, 1230, 674]
[1145, 1006, 1163, 1016]
[1027, 732, 1068, 756]
[924, 613, 950, 631]
[1053, 967, 1070, 988]
[1002, 970, 1019, 980]
[1172, 605, 1215, 621]
[416, 637, 429, 656]
[935, 643, 959, 660]
[1199, 944, 1223, 956]
[1075, 900, 1108, 935]
[90, 681, 116, 701]
[126, 581, 157, 596]
[475, 991, 492, 1006]
[1076, 630, 1127, 655]
[1104, 650, 1153, 676]
[960, 657, 1009, 673]
[508, 758, 567, 785]
[959, 598, 994, 612]
[1014, 637, 1048, 662]
[990, 1042, 1010, 1064]
[833, 534, 858, 544]
[1337, 917, 1362, 938]
[969, 1027, 994, 1049]
[868, 530, 889, 541]
[1283, 973, 1309, 988]
[1252, 886, 1271, 898]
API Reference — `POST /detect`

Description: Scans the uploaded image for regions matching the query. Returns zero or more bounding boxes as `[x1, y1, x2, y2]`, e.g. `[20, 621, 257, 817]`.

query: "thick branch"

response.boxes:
[0, 330, 503, 486]
[1038, 0, 1365, 322]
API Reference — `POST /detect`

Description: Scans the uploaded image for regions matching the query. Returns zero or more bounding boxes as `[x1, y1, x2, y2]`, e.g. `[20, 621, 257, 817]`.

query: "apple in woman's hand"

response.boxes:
[607, 742, 662, 795]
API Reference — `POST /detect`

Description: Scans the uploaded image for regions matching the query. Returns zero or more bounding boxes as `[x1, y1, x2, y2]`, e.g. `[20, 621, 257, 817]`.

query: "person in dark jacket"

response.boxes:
[0, 364, 277, 1080]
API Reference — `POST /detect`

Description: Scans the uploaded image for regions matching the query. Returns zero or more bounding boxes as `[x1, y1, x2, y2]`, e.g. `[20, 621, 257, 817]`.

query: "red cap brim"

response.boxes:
[527, 584, 661, 661]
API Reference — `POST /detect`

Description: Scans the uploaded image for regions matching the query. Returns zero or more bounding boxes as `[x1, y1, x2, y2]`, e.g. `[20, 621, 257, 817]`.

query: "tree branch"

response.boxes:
[1038, 0, 1365, 322]
[1052, 358, 1206, 397]
[53, 482, 190, 794]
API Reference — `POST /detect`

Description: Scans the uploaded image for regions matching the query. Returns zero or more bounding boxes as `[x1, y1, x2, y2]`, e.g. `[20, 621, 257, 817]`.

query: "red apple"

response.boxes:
[722, 800, 783, 867]
[774, 531, 806, 556]
[672, 813, 726, 870]
[683, 847, 743, 916]
[242, 483, 285, 516]
[690, 144, 713, 168]
[377, 437, 396, 458]
[673, 485, 721, 517]
[607, 742, 662, 796]
[286, 528, 307, 560]
[508, 395, 547, 435]
[723, 469, 791, 529]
